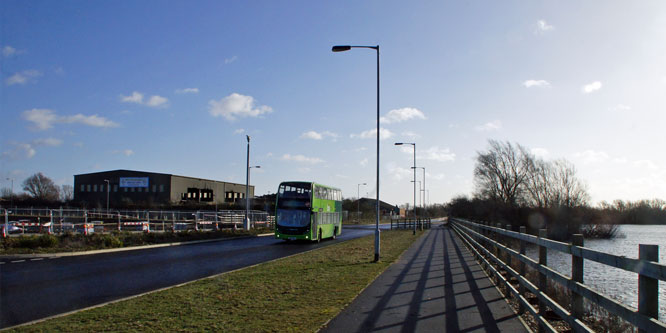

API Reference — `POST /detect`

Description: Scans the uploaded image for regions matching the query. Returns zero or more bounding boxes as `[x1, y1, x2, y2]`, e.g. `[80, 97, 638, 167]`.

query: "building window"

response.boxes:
[81, 185, 85, 192]
[159, 185, 164, 192]
[152, 185, 156, 193]
[124, 187, 128, 192]
[113, 185, 118, 192]
[131, 187, 135, 192]
[93, 184, 97, 192]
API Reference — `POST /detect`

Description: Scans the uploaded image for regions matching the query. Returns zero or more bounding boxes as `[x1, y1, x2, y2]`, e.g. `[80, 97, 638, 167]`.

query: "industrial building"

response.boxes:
[74, 170, 254, 207]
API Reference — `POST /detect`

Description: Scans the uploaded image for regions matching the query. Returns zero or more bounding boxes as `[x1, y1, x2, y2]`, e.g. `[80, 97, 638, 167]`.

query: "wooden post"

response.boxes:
[638, 244, 658, 333]
[538, 229, 548, 333]
[571, 234, 584, 320]
[506, 224, 512, 267]
[496, 223, 502, 260]
[519, 226, 526, 314]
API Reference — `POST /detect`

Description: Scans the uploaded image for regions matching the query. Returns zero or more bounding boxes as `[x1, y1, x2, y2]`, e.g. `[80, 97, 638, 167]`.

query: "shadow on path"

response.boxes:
[321, 227, 527, 332]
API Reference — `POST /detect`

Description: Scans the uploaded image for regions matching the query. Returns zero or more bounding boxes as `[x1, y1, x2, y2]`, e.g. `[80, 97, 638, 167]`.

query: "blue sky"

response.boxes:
[2, 1, 666, 206]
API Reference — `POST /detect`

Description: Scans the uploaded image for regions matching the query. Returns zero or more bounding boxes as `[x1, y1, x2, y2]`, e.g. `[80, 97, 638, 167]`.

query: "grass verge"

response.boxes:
[9, 229, 424, 332]
[0, 228, 273, 255]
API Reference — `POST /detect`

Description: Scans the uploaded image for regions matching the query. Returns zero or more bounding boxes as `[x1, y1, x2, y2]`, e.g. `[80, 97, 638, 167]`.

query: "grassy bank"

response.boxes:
[0, 228, 272, 255]
[9, 229, 424, 332]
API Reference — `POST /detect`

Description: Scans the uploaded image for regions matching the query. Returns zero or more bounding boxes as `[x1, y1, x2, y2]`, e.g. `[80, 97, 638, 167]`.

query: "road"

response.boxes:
[0, 225, 388, 329]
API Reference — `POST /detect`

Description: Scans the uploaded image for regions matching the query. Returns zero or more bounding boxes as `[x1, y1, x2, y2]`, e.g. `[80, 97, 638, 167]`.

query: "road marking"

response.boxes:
[11, 260, 26, 263]
[0, 262, 5, 265]
[31, 258, 45, 261]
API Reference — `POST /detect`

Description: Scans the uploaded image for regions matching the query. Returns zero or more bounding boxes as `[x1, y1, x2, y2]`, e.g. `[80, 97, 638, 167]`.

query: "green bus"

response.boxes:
[275, 181, 342, 242]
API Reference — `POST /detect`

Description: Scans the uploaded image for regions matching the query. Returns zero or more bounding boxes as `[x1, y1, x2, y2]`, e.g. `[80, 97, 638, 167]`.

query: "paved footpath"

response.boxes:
[321, 225, 529, 333]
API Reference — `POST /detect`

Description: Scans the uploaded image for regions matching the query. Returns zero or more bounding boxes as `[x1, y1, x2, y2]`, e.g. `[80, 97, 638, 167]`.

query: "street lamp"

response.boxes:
[357, 182, 367, 221]
[395, 142, 417, 235]
[333, 44, 381, 262]
[6, 178, 13, 208]
[104, 179, 110, 215]
[245, 134, 258, 230]
[412, 166, 426, 215]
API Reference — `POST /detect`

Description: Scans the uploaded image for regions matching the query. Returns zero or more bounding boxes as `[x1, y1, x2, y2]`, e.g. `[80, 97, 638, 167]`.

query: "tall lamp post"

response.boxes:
[104, 179, 110, 215]
[413, 166, 426, 216]
[333, 44, 381, 262]
[395, 142, 416, 235]
[357, 182, 367, 221]
[6, 178, 13, 208]
[244, 135, 260, 231]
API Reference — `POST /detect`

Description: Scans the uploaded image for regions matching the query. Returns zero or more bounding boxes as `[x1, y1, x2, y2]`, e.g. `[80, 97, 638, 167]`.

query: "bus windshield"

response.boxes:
[277, 182, 312, 209]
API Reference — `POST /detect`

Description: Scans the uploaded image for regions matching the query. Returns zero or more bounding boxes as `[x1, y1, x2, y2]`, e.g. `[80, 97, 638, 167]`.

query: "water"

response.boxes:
[526, 225, 666, 321]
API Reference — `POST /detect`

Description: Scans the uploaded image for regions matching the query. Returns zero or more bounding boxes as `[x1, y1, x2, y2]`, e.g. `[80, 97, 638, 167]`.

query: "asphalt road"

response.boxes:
[0, 225, 387, 329]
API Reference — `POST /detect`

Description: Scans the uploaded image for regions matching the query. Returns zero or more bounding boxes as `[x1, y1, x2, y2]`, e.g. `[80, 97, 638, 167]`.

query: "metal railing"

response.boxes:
[390, 217, 431, 230]
[449, 217, 665, 333]
[2, 208, 274, 235]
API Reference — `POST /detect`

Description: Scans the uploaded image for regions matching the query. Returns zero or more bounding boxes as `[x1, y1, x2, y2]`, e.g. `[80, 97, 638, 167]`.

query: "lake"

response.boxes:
[526, 224, 666, 321]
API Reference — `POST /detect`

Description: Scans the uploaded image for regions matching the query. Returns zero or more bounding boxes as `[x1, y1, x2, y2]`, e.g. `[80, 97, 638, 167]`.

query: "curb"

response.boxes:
[0, 233, 275, 259]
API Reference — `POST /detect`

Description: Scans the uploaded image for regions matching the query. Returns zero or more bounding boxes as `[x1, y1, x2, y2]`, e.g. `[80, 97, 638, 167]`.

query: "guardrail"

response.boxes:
[390, 217, 431, 230]
[2, 208, 274, 237]
[449, 217, 665, 333]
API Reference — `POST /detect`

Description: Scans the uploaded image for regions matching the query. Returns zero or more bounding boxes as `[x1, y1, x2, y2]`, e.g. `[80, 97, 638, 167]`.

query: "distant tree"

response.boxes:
[60, 185, 74, 202]
[1, 187, 12, 198]
[22, 173, 60, 201]
[474, 140, 531, 206]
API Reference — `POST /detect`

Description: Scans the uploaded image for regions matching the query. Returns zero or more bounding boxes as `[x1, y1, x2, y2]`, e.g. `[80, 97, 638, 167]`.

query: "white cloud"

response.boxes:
[3, 46, 17, 57]
[22, 109, 58, 130]
[523, 80, 551, 88]
[401, 131, 421, 140]
[360, 158, 369, 167]
[120, 91, 168, 107]
[531, 148, 549, 158]
[281, 154, 324, 164]
[574, 150, 609, 164]
[146, 95, 169, 108]
[535, 20, 554, 34]
[475, 120, 502, 131]
[208, 93, 273, 121]
[225, 56, 238, 64]
[22, 108, 119, 130]
[633, 160, 659, 170]
[298, 167, 311, 173]
[300, 130, 338, 140]
[61, 114, 120, 128]
[175, 88, 199, 94]
[113, 149, 135, 156]
[121, 91, 144, 104]
[430, 173, 446, 181]
[2, 143, 36, 160]
[610, 104, 631, 112]
[234, 129, 245, 134]
[380, 107, 426, 124]
[421, 146, 456, 162]
[5, 70, 41, 86]
[582, 81, 602, 94]
[32, 138, 63, 147]
[387, 162, 412, 181]
[350, 127, 394, 140]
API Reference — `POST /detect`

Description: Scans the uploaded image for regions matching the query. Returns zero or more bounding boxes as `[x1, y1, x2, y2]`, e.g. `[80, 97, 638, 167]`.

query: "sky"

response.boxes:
[2, 1, 666, 207]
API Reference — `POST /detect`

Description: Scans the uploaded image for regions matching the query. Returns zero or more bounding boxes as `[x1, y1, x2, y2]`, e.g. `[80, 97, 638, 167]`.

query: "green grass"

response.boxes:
[9, 229, 424, 332]
[0, 228, 273, 255]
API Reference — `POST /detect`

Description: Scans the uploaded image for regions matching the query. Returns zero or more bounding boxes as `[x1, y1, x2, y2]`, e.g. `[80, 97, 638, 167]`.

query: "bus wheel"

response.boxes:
[317, 229, 322, 243]
[332, 227, 337, 240]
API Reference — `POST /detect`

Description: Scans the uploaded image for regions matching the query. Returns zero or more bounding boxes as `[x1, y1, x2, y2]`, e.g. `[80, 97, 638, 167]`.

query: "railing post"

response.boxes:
[496, 223, 502, 260]
[505, 224, 512, 267]
[538, 229, 548, 333]
[638, 244, 658, 333]
[519, 226, 526, 314]
[571, 234, 584, 321]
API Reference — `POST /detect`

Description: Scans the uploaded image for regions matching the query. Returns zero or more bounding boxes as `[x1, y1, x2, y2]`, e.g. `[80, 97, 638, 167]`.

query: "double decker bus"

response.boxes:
[275, 181, 342, 242]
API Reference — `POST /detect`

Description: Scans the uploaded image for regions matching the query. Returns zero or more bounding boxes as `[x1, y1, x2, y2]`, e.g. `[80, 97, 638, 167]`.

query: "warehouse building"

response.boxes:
[74, 169, 254, 207]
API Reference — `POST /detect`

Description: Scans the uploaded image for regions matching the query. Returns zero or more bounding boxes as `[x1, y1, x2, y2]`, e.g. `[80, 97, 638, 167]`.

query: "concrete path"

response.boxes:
[321, 225, 528, 333]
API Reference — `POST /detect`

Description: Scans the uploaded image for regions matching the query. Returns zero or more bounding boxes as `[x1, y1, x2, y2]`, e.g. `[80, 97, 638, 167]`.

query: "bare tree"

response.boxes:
[22, 173, 60, 201]
[550, 159, 589, 207]
[60, 184, 74, 202]
[1, 187, 12, 199]
[474, 140, 532, 206]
